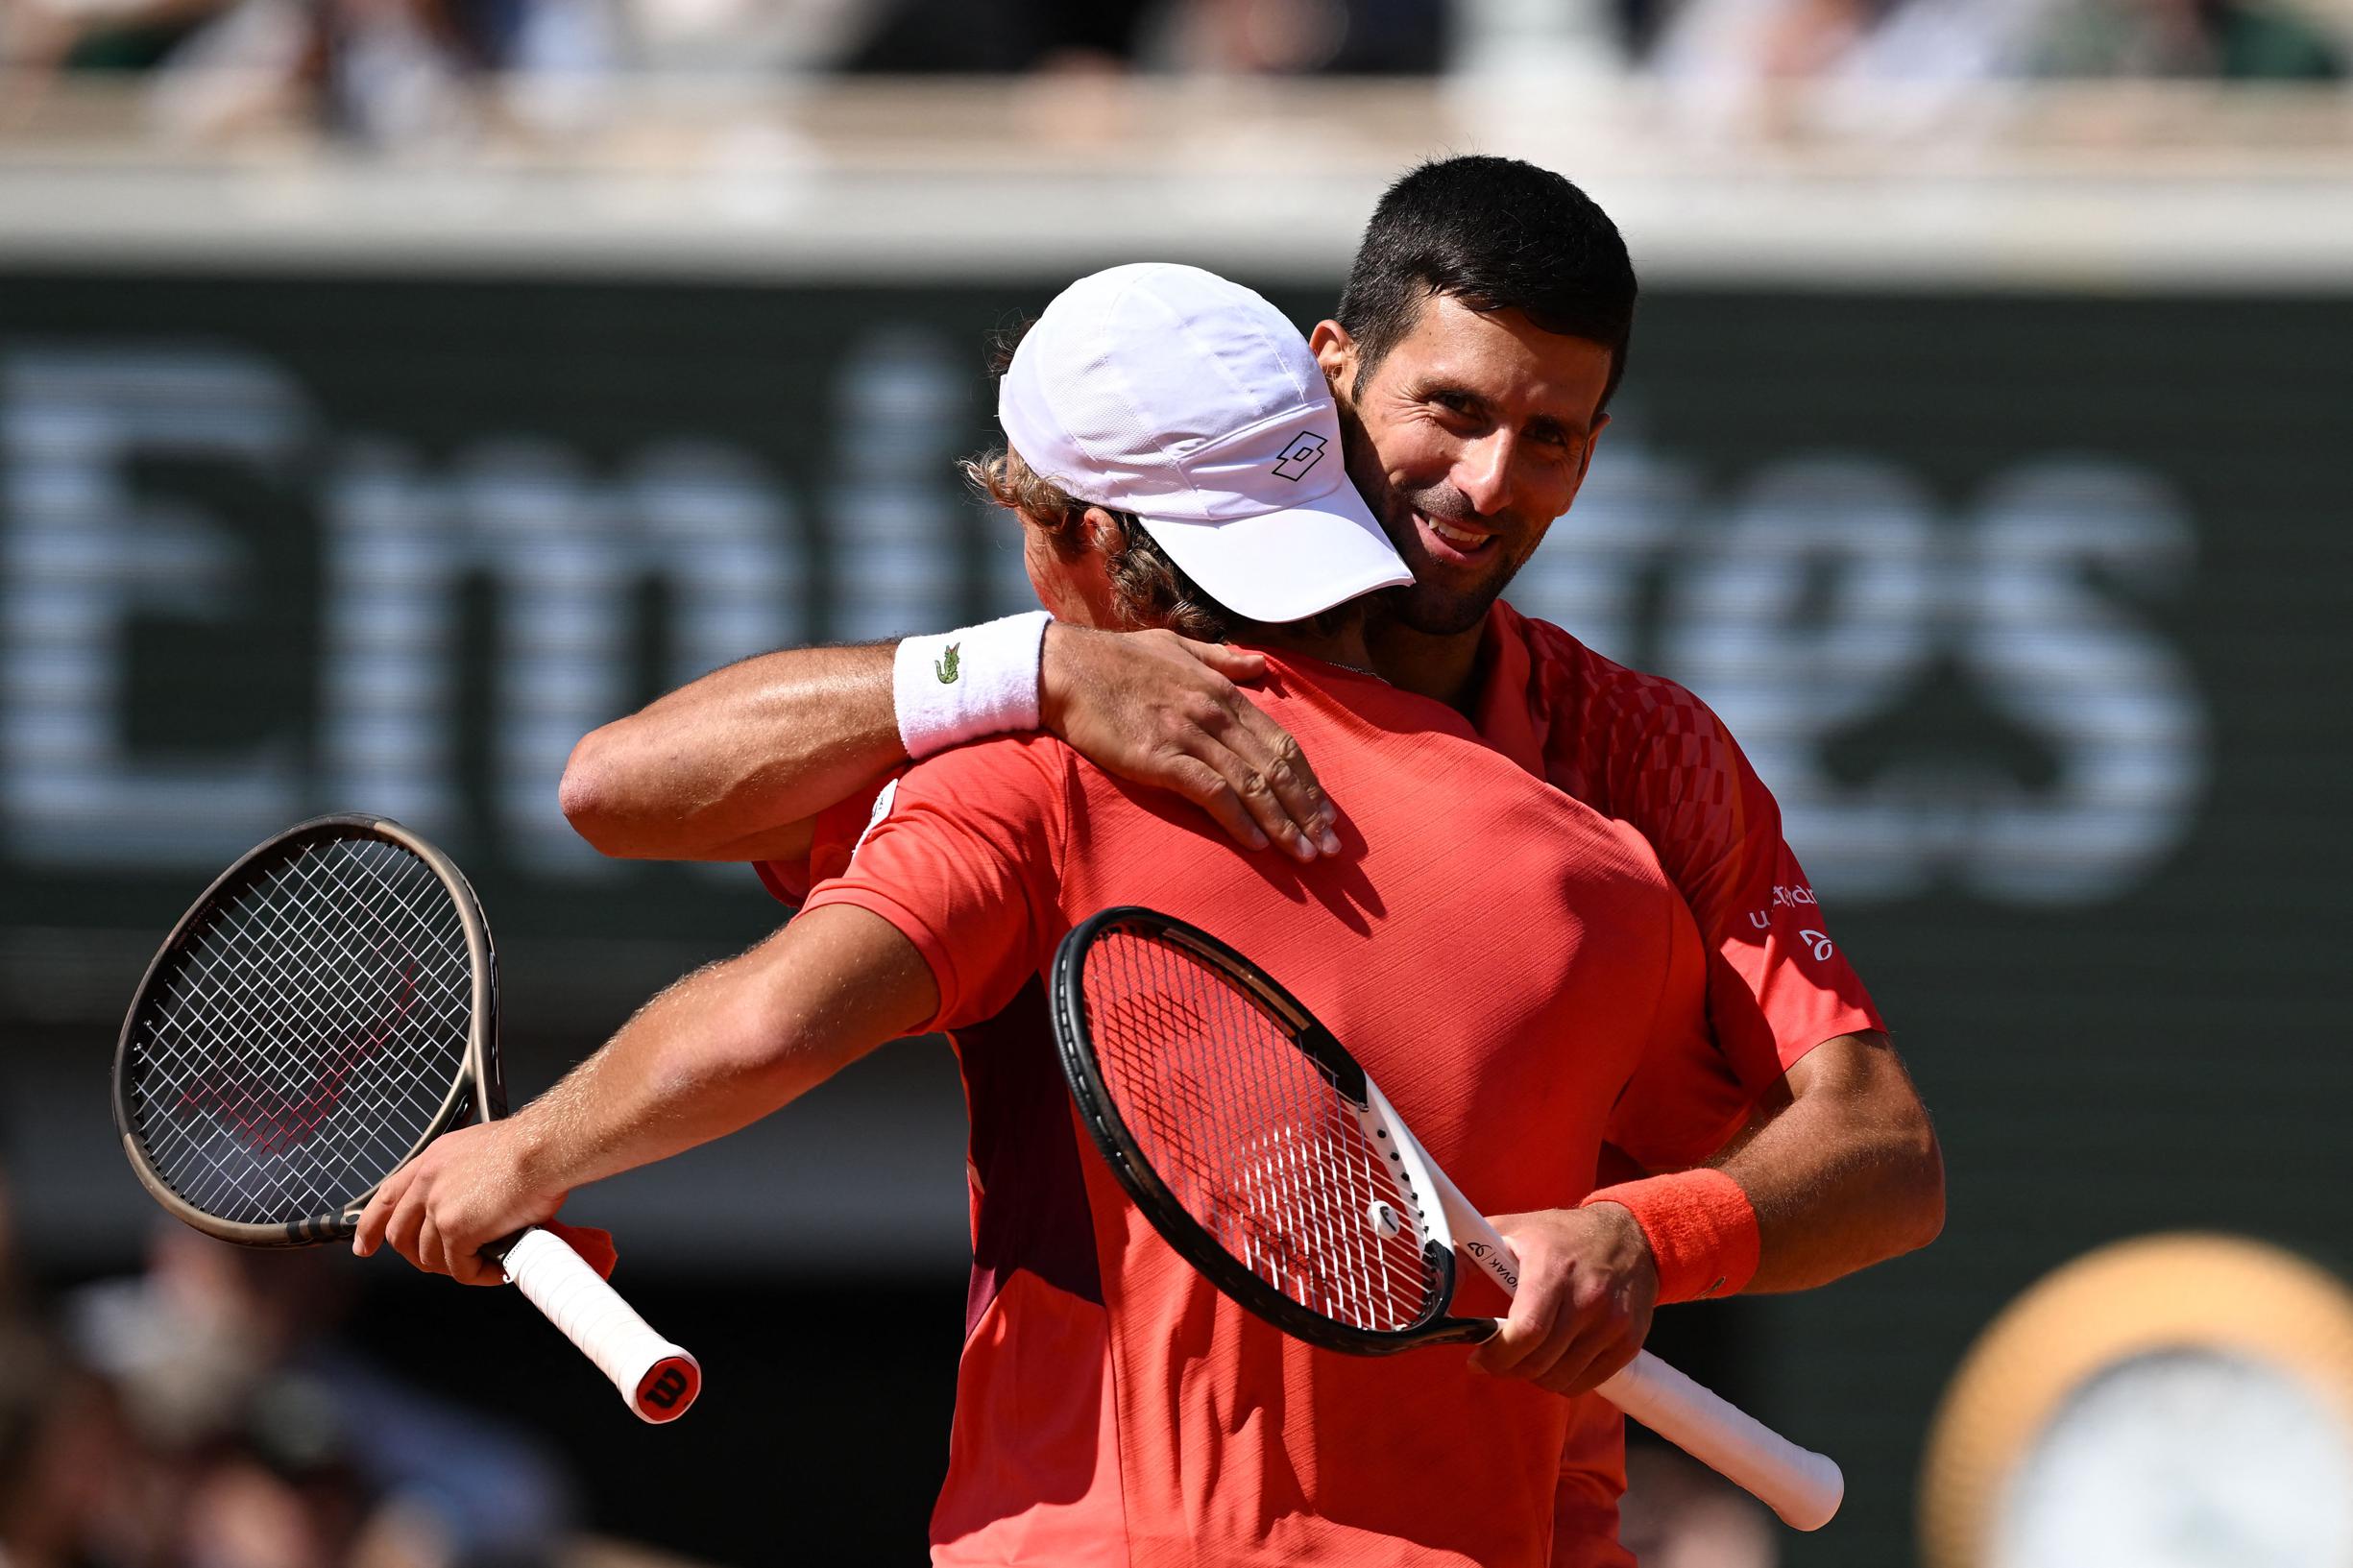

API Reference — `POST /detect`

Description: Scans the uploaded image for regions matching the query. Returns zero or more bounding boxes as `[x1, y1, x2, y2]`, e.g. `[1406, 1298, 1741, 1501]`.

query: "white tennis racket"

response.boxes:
[1050, 905, 1844, 1532]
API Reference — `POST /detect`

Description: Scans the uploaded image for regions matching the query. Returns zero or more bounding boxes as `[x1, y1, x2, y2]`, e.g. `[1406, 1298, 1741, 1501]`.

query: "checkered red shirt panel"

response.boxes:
[1478, 599, 1886, 1088]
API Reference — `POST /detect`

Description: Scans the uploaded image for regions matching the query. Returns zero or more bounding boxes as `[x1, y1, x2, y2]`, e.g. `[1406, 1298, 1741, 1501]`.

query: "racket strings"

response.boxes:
[189, 844, 468, 1179]
[124, 834, 473, 1226]
[140, 844, 466, 1218]
[187, 852, 463, 1134]
[137, 848, 452, 1214]
[1081, 929, 1439, 1335]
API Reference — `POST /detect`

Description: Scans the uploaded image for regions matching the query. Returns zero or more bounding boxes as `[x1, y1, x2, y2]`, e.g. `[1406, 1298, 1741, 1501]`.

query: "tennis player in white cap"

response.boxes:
[865, 260, 1414, 795]
[988, 260, 1413, 628]
[362, 260, 1739, 1568]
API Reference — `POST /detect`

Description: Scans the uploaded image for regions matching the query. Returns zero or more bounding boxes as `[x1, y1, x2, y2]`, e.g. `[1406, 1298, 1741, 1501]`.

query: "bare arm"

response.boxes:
[560, 627, 1340, 864]
[1469, 1031, 1941, 1398]
[1710, 1030, 1945, 1293]
[352, 905, 937, 1283]
[560, 643, 902, 862]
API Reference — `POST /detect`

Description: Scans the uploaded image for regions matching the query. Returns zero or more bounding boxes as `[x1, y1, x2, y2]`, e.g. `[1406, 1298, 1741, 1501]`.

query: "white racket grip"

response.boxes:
[1597, 1351, 1844, 1531]
[501, 1226, 702, 1424]
[1421, 1161, 1843, 1532]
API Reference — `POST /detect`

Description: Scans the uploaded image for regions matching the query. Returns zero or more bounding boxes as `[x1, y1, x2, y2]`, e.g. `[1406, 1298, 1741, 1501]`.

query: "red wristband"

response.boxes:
[1581, 1169, 1760, 1303]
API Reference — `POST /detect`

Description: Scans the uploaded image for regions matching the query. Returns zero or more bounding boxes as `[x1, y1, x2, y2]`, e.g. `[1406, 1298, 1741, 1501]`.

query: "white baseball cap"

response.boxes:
[999, 263, 1413, 625]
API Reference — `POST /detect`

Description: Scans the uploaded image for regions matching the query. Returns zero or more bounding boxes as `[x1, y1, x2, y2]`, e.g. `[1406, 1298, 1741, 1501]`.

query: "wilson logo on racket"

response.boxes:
[119, 815, 702, 1427]
[640, 1363, 695, 1411]
[172, 957, 419, 1155]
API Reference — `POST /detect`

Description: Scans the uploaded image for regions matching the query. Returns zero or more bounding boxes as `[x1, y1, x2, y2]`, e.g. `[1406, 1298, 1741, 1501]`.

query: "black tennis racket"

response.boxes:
[1050, 905, 1844, 1532]
[113, 813, 701, 1424]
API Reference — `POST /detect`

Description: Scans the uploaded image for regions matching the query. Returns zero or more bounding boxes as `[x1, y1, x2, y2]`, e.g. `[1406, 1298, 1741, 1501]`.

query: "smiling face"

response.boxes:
[1312, 295, 1613, 638]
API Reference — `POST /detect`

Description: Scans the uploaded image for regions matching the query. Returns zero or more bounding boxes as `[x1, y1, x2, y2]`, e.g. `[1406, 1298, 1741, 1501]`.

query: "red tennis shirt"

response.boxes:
[1469, 600, 1883, 1100]
[792, 653, 1724, 1568]
[1460, 603, 1887, 1565]
[762, 601, 1885, 1168]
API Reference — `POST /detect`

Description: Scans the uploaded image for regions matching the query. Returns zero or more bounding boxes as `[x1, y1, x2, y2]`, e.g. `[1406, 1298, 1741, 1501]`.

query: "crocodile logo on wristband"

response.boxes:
[935, 643, 960, 684]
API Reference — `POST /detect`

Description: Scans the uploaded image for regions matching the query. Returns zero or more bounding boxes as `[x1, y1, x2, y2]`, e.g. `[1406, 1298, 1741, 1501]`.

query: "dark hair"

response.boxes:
[1336, 156, 1638, 406]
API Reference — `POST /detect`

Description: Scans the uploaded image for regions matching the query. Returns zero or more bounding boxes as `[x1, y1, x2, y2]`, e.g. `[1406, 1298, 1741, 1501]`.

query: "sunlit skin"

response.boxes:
[1023, 508, 1121, 627]
[1309, 295, 1615, 711]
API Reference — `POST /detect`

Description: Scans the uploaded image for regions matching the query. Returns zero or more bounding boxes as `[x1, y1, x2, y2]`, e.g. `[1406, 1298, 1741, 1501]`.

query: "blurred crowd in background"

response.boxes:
[0, 0, 2344, 147]
[0, 1161, 639, 1568]
[0, 1154, 1774, 1568]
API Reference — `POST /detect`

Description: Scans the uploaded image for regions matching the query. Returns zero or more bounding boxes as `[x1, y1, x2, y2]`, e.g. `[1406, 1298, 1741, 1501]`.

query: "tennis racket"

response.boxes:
[112, 813, 701, 1425]
[1049, 905, 1844, 1532]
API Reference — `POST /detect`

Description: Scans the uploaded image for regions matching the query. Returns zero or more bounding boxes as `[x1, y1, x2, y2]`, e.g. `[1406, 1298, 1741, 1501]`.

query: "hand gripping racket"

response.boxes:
[1049, 906, 1844, 1532]
[112, 813, 701, 1424]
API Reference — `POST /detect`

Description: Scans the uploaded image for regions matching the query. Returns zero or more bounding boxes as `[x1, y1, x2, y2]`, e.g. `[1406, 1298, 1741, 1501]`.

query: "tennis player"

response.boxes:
[562, 157, 1942, 1320]
[359, 264, 1783, 1566]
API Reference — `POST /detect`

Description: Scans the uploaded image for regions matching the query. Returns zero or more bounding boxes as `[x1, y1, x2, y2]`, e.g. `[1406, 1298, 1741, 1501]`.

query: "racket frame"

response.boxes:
[1052, 905, 1846, 1532]
[112, 812, 497, 1248]
[1052, 905, 1496, 1356]
[113, 812, 702, 1425]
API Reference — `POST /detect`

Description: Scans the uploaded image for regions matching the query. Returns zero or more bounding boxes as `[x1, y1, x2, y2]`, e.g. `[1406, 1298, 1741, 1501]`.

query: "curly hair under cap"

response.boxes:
[961, 442, 1235, 644]
[966, 317, 1372, 643]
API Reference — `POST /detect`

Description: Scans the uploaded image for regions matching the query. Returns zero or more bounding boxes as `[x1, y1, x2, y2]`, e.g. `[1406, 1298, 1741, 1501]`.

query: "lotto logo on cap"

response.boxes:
[1272, 432, 1326, 482]
[999, 263, 1411, 626]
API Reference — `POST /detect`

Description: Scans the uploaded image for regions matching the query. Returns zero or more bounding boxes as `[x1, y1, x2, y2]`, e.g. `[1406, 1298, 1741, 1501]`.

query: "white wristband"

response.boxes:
[893, 611, 1052, 760]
